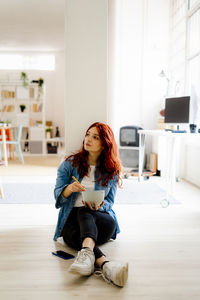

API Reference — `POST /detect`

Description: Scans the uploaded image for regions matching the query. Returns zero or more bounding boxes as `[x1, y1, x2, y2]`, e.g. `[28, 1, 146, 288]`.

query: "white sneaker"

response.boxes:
[69, 248, 95, 276]
[95, 261, 128, 287]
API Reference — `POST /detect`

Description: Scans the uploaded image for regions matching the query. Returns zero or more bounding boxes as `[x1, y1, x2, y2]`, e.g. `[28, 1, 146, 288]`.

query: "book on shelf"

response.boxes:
[7, 105, 15, 112]
[1, 90, 15, 98]
[31, 103, 38, 112]
[29, 118, 35, 126]
[2, 104, 15, 112]
[29, 87, 35, 98]
[46, 121, 52, 126]
[2, 105, 7, 112]
[130, 153, 157, 177]
[37, 103, 43, 112]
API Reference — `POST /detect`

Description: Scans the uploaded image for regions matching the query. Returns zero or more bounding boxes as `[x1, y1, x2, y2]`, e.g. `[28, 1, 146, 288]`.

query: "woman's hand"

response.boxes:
[82, 200, 104, 211]
[62, 182, 85, 198]
[68, 182, 86, 193]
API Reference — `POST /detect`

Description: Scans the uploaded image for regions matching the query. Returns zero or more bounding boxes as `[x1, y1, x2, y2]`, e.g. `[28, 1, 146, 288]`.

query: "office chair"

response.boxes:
[0, 124, 24, 164]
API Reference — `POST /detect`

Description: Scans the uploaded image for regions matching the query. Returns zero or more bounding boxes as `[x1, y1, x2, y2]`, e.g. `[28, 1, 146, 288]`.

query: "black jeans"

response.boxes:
[61, 207, 117, 260]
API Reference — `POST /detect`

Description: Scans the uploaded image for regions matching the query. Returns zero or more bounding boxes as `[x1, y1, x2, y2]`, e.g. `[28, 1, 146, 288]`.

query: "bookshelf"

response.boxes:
[0, 83, 50, 155]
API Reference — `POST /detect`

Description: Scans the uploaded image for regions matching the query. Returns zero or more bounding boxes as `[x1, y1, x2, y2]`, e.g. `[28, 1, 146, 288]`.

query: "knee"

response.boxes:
[77, 207, 91, 219]
[108, 216, 117, 232]
[98, 218, 117, 244]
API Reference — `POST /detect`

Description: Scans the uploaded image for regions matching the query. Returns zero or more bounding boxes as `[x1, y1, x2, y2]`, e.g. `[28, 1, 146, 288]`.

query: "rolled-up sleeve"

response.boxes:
[54, 160, 72, 208]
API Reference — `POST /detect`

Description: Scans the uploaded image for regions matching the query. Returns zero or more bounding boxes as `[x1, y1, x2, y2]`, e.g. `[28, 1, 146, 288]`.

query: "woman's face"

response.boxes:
[84, 126, 103, 154]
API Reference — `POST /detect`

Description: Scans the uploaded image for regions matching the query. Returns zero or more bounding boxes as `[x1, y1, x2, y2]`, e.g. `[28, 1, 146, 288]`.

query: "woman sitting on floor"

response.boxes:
[54, 122, 128, 287]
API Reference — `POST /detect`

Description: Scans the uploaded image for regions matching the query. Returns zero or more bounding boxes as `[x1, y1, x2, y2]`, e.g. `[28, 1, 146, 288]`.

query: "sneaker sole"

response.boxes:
[115, 263, 128, 287]
[69, 265, 94, 276]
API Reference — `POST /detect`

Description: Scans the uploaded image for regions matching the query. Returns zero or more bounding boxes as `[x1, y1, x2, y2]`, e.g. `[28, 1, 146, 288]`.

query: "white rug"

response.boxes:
[0, 177, 180, 205]
[115, 180, 180, 205]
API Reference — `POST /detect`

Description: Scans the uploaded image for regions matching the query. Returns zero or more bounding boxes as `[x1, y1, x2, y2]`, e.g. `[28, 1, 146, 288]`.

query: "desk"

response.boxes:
[138, 130, 198, 205]
[0, 125, 9, 167]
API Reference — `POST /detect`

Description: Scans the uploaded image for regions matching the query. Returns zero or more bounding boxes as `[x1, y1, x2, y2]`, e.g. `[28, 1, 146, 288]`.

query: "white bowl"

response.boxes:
[82, 190, 105, 206]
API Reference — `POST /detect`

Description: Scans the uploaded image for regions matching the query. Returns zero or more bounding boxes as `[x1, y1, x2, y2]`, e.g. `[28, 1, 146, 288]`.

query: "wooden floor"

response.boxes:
[0, 157, 200, 299]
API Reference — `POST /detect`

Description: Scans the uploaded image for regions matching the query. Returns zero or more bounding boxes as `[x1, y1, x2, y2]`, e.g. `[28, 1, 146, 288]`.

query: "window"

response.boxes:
[188, 7, 200, 57]
[187, 1, 200, 124]
[169, 0, 187, 95]
[188, 0, 199, 9]
[0, 54, 55, 71]
[169, 0, 200, 125]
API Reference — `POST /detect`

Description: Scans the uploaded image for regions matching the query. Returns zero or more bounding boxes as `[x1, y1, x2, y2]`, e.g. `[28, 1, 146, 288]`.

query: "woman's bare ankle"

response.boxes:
[95, 255, 108, 268]
[82, 237, 95, 251]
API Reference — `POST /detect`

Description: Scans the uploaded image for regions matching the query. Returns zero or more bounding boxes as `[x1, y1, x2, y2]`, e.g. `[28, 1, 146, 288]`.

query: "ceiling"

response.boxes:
[0, 0, 65, 52]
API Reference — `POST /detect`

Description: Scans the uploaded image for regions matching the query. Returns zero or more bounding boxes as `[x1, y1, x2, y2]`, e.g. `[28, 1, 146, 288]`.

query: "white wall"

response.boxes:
[108, 0, 144, 142]
[184, 142, 200, 187]
[52, 51, 65, 138]
[109, 0, 170, 144]
[142, 0, 170, 130]
[65, 0, 108, 155]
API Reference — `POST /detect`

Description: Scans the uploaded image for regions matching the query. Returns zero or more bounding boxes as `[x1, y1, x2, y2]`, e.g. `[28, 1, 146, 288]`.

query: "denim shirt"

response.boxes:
[53, 158, 120, 241]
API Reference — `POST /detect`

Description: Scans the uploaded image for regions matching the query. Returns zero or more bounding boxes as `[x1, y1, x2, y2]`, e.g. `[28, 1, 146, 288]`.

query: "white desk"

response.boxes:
[0, 125, 9, 167]
[138, 129, 199, 205]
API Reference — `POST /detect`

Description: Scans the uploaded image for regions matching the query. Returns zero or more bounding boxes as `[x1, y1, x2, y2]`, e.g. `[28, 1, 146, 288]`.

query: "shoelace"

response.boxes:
[94, 269, 111, 285]
[76, 250, 90, 264]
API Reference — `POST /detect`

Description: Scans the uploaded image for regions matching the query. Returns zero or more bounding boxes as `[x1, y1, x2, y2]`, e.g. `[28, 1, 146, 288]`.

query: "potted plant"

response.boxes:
[38, 78, 44, 87]
[19, 104, 26, 112]
[46, 127, 51, 140]
[38, 78, 44, 99]
[21, 72, 29, 87]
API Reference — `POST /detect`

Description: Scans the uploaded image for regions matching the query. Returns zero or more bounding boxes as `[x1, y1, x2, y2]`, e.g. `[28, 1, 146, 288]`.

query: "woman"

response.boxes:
[54, 122, 128, 287]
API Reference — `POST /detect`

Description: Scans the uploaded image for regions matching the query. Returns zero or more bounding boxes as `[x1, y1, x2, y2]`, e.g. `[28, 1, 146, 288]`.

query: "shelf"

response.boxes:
[21, 139, 42, 142]
[16, 113, 29, 116]
[21, 138, 64, 142]
[0, 112, 16, 115]
[15, 98, 29, 101]
[0, 83, 62, 156]
[0, 98, 16, 100]
[119, 146, 139, 150]
[45, 137, 64, 142]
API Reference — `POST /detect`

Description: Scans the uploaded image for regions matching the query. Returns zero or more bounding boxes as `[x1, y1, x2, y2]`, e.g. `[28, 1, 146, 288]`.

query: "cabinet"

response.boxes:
[0, 83, 55, 155]
[119, 146, 140, 169]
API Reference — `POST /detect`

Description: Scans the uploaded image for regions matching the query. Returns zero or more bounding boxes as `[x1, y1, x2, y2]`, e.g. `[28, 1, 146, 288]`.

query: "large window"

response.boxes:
[0, 54, 55, 71]
[188, 0, 199, 9]
[169, 0, 187, 95]
[169, 0, 200, 125]
[187, 1, 200, 124]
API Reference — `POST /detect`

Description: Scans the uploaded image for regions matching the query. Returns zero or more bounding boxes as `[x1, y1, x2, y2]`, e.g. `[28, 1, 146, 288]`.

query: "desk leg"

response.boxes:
[169, 136, 178, 196]
[2, 128, 8, 167]
[138, 133, 145, 182]
[165, 136, 177, 202]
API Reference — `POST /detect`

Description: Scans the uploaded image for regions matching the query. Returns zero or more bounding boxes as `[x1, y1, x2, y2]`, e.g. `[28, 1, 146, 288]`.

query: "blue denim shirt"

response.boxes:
[53, 158, 120, 241]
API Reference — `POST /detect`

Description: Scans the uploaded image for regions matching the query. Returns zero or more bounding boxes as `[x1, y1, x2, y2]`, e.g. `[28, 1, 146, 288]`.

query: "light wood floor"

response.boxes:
[0, 157, 200, 299]
[0, 156, 62, 176]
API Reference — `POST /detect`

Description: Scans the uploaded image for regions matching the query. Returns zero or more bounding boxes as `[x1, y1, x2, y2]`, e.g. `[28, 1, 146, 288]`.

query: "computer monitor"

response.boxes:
[120, 126, 143, 147]
[164, 96, 190, 127]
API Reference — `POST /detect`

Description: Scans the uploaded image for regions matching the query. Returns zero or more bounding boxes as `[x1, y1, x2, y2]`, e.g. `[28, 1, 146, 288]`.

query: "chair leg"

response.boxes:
[15, 144, 24, 164]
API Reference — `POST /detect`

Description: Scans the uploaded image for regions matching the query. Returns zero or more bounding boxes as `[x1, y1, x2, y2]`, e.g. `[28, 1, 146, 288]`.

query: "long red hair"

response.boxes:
[66, 122, 123, 187]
